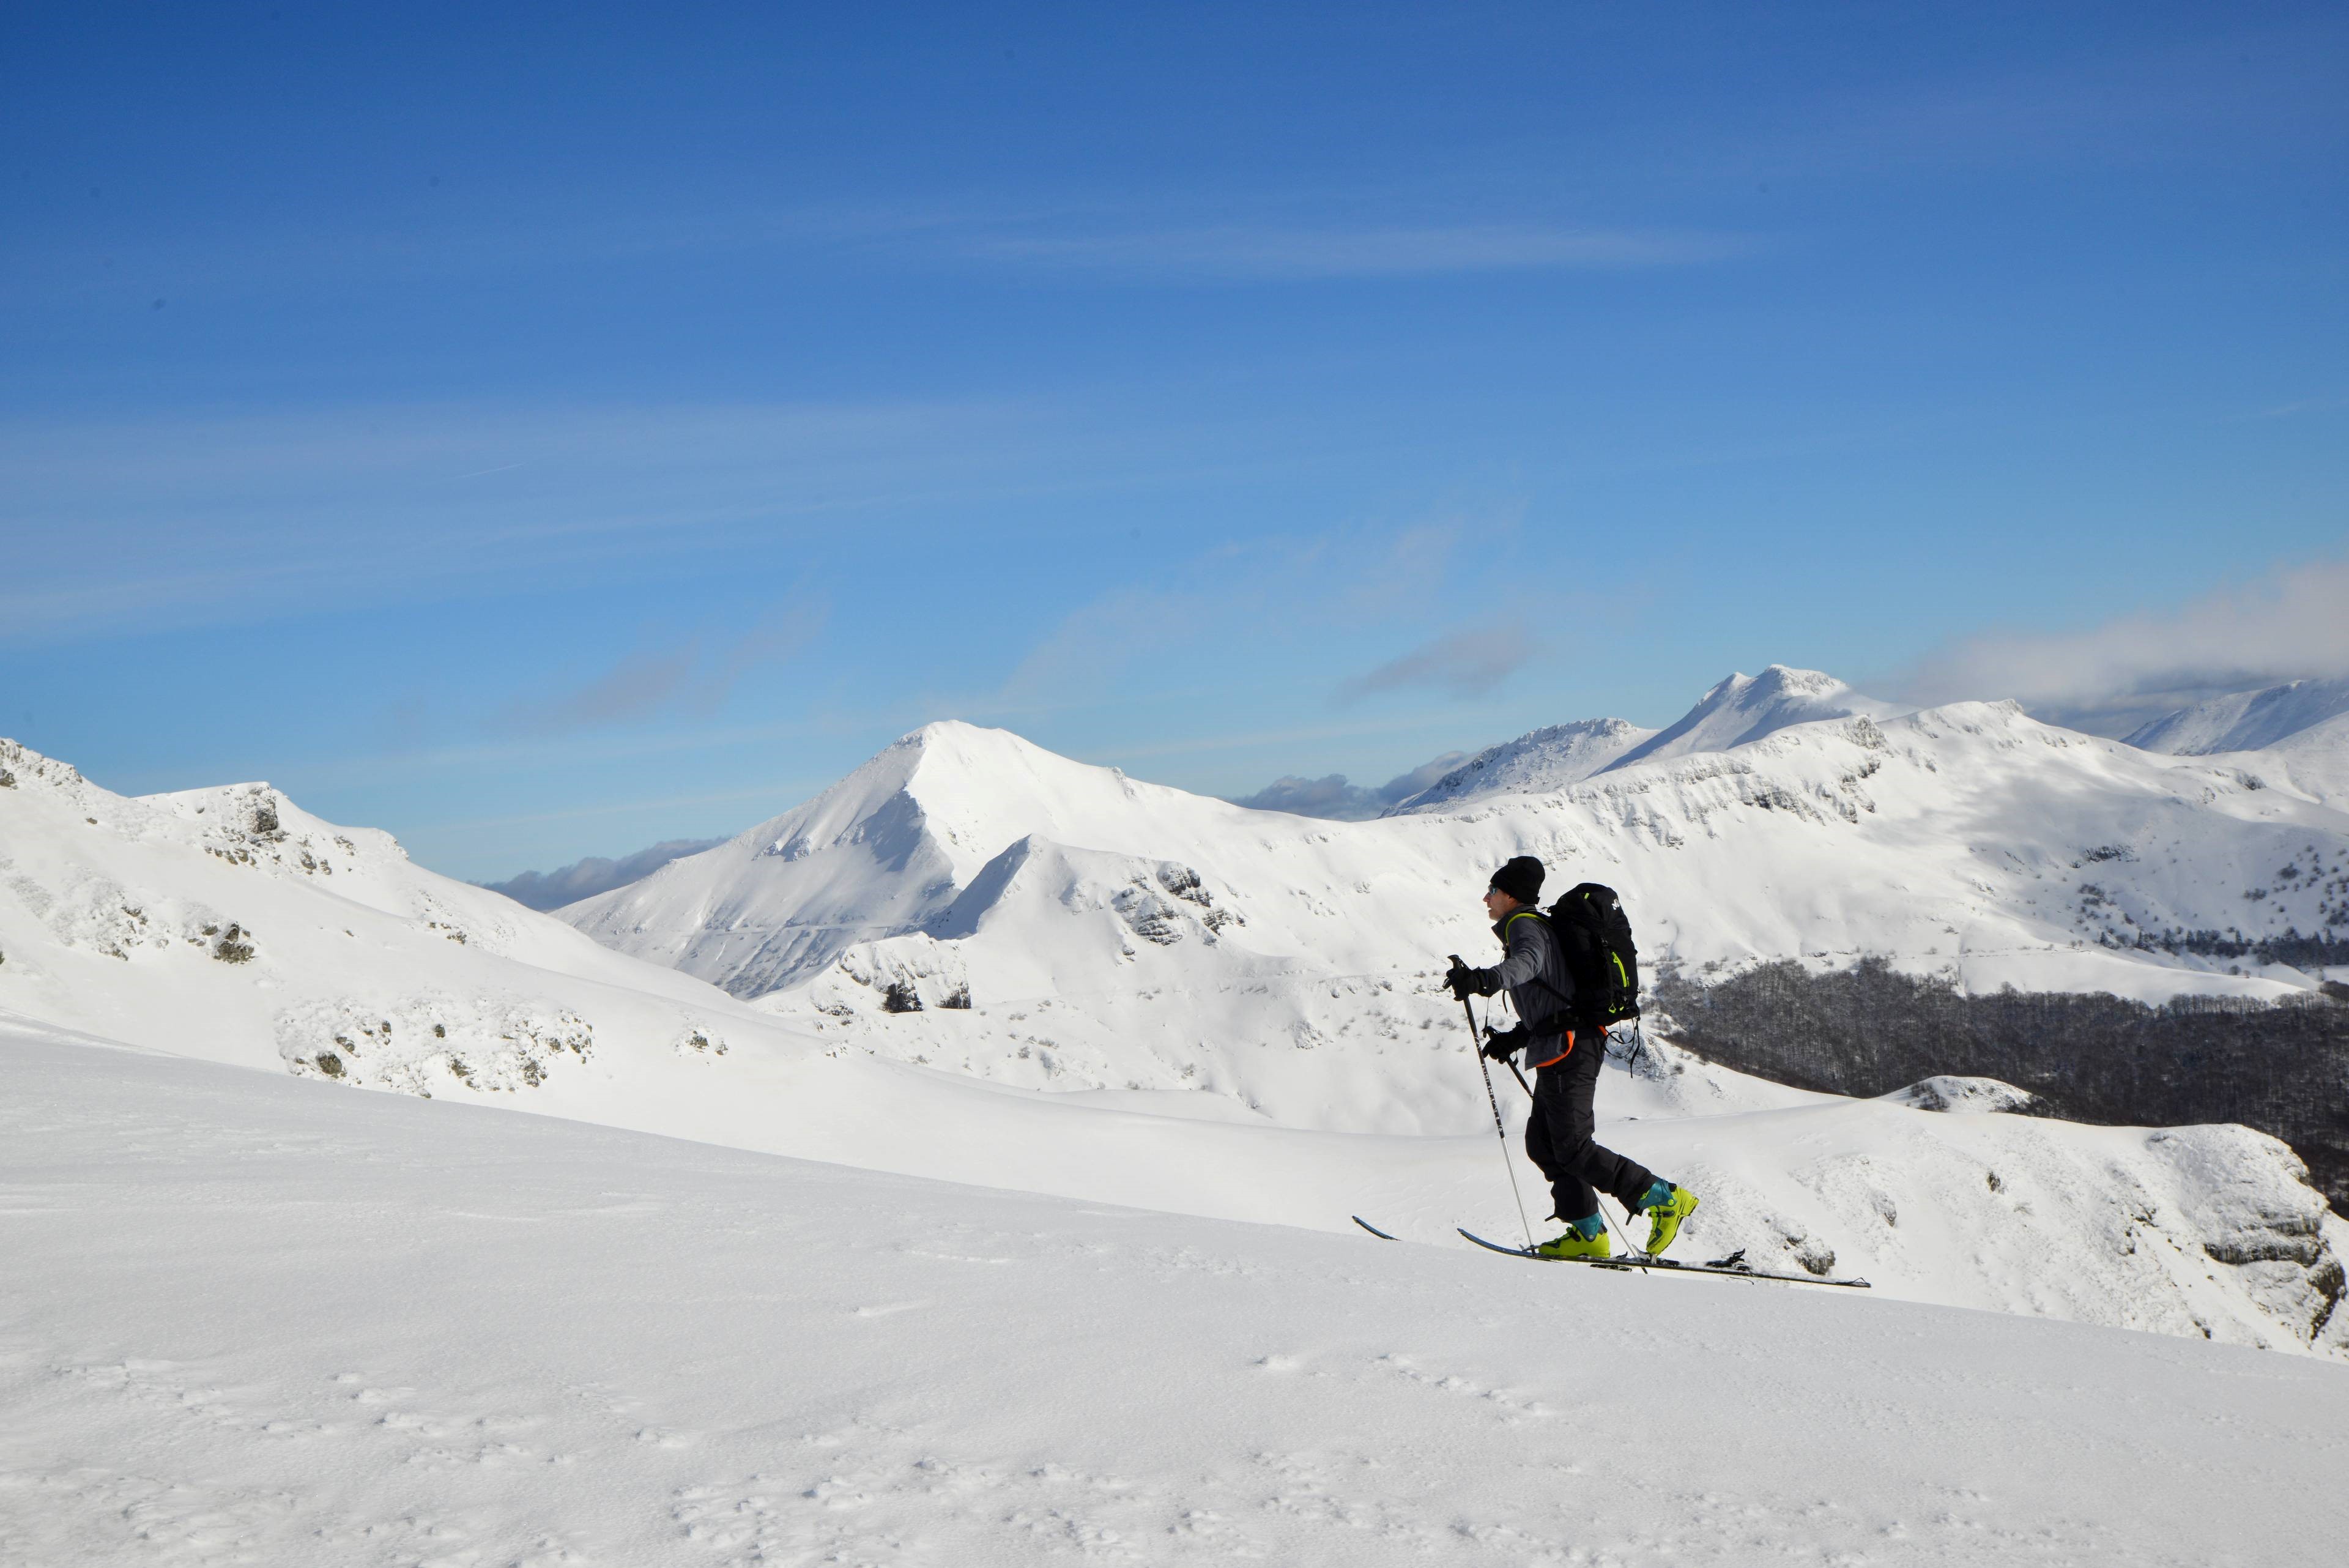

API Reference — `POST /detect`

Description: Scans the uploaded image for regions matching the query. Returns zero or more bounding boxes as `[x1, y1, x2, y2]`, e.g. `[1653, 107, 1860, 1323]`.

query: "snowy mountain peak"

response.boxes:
[1603, 665, 1911, 773]
[894, 718, 1069, 779]
[1, 736, 96, 803]
[565, 719, 1259, 998]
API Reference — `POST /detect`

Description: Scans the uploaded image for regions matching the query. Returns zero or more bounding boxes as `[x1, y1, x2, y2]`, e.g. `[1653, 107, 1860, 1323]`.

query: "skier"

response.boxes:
[1446, 855, 1699, 1260]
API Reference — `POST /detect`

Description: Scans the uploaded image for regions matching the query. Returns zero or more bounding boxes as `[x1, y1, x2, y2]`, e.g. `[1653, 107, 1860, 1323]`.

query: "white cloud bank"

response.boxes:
[970, 223, 1742, 281]
[1901, 558, 2349, 733]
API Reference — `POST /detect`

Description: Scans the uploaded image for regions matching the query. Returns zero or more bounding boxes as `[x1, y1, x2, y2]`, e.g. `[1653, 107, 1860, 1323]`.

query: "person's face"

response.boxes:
[1483, 886, 1516, 922]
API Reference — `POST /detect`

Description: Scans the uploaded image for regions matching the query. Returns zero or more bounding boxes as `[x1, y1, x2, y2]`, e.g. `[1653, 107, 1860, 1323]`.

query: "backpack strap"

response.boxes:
[1502, 909, 1578, 1036]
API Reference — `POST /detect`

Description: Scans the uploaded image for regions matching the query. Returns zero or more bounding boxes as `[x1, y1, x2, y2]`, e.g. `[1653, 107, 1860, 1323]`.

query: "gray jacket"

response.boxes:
[1471, 907, 1578, 1066]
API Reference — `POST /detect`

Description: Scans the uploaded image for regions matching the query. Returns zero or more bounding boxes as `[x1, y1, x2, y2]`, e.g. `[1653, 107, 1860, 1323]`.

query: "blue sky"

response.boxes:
[4, 1, 2344, 880]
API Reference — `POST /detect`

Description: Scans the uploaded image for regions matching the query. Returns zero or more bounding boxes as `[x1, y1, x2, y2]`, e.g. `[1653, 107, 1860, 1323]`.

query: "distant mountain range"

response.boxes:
[488, 667, 2349, 905]
[480, 838, 726, 910]
[1225, 751, 1467, 820]
[2124, 676, 2349, 756]
[557, 668, 2349, 1027]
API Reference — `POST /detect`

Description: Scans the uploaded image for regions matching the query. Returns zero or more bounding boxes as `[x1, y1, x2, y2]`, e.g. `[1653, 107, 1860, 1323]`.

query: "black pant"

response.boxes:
[1523, 1038, 1657, 1226]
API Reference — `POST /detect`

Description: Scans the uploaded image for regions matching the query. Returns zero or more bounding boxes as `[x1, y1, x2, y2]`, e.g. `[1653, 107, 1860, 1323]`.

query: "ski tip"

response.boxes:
[1351, 1215, 1400, 1241]
[1455, 1227, 1535, 1257]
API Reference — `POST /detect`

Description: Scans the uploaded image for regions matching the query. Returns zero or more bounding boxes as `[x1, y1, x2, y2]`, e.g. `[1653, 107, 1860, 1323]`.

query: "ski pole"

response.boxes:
[1450, 956, 1536, 1250]
[1606, 1194, 1651, 1263]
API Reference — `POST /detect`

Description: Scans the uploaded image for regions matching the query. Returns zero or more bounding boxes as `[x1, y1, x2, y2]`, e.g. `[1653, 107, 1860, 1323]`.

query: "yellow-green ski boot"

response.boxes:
[1533, 1218, 1611, 1260]
[1639, 1183, 1699, 1256]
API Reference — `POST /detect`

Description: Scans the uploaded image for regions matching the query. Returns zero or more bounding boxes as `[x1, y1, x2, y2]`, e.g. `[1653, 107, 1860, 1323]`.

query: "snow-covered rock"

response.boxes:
[1881, 1074, 2040, 1113]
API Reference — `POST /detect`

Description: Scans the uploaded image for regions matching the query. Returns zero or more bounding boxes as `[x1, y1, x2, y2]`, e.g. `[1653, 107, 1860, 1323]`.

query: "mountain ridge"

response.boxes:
[563, 691, 2349, 1014]
[2126, 675, 2349, 755]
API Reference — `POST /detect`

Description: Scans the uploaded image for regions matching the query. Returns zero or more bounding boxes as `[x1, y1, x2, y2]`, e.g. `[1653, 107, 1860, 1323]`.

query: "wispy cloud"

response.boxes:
[1336, 515, 1491, 618]
[980, 587, 1191, 718]
[516, 646, 702, 735]
[959, 498, 1527, 726]
[1338, 622, 1538, 704]
[1899, 558, 2349, 723]
[2224, 395, 2348, 424]
[0, 399, 1035, 642]
[967, 223, 1743, 281]
[1092, 711, 1482, 765]
[500, 596, 828, 738]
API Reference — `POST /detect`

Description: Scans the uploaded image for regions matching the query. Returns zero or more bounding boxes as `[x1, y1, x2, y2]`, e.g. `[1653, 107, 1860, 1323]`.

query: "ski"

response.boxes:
[1455, 1228, 1871, 1288]
[1352, 1216, 1400, 1240]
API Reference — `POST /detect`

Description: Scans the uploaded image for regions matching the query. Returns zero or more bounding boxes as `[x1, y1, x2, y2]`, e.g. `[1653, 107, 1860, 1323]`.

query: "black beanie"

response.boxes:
[1489, 855, 1545, 905]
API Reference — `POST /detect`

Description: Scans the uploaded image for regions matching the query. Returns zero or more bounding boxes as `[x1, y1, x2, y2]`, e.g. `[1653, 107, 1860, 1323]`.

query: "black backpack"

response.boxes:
[1543, 882, 1641, 1031]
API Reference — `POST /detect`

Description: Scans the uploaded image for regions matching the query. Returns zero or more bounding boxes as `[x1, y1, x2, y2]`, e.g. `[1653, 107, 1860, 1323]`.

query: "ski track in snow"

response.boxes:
[6, 1027, 2349, 1568]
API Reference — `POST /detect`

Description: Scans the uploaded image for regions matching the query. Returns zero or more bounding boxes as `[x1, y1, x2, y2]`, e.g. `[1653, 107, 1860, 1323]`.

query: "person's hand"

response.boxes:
[1482, 1024, 1527, 1062]
[1444, 961, 1477, 1001]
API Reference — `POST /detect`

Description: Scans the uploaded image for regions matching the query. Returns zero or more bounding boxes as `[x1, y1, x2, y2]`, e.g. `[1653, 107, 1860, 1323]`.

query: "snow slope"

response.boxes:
[2128, 676, 2349, 756]
[4, 731, 2345, 1357]
[2262, 712, 2349, 807]
[7, 1024, 2348, 1568]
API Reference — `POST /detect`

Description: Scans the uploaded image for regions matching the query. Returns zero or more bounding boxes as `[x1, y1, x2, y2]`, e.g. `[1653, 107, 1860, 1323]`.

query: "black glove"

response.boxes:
[1444, 961, 1478, 1001]
[1482, 1024, 1528, 1062]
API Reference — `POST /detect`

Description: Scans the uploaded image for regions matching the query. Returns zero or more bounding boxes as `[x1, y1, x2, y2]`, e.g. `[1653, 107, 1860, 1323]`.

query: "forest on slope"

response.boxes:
[1655, 960, 2349, 1217]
